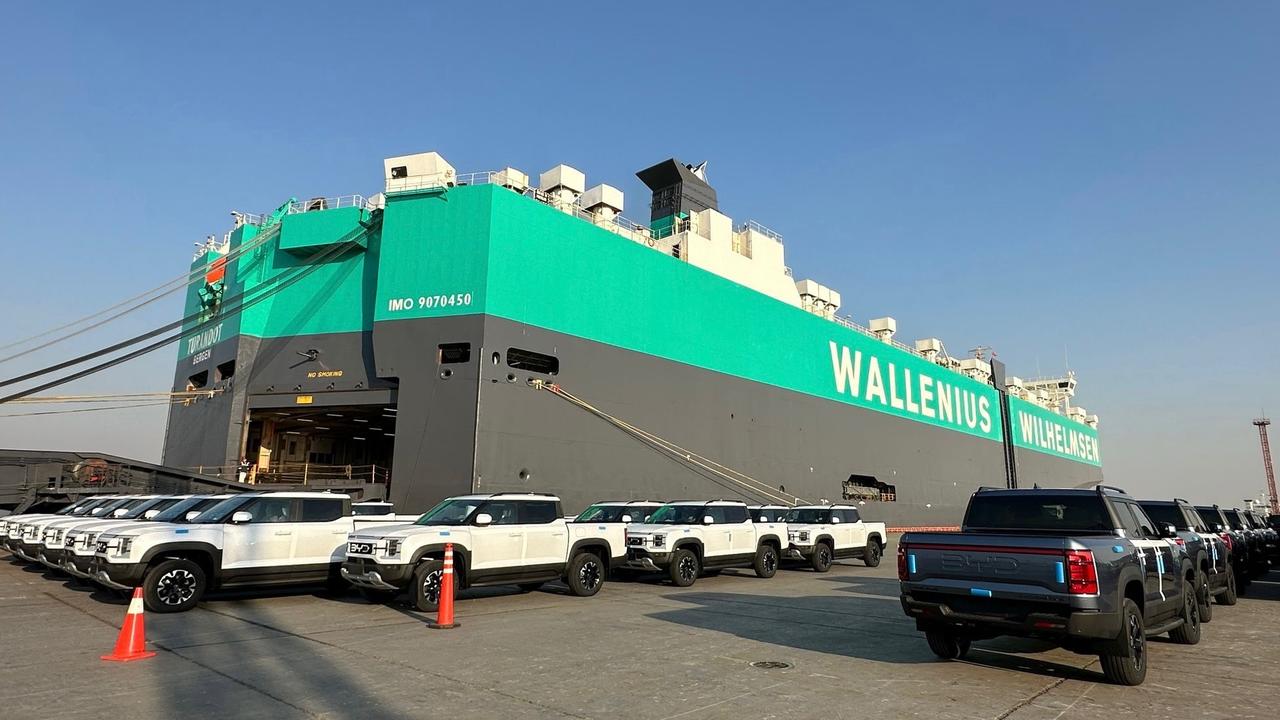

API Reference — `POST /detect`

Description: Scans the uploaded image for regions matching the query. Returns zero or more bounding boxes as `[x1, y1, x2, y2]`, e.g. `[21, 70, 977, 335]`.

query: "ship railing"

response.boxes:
[735, 219, 784, 242]
[831, 315, 922, 356]
[286, 195, 370, 214]
[189, 463, 391, 486]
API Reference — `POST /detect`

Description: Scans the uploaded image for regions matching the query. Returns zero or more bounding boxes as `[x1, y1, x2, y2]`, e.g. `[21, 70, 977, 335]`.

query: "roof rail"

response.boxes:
[1096, 485, 1128, 495]
[1173, 497, 1189, 504]
[975, 486, 1003, 493]
[491, 492, 558, 498]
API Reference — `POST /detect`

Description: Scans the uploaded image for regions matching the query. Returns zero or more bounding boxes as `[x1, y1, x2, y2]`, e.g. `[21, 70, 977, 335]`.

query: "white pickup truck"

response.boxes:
[9, 496, 146, 563]
[2, 496, 116, 551]
[92, 491, 414, 612]
[61, 495, 232, 580]
[783, 504, 886, 571]
[342, 493, 628, 611]
[622, 500, 786, 587]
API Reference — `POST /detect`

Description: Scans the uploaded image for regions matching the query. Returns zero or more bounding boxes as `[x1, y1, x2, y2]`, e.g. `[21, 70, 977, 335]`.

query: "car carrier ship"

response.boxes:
[161, 150, 1103, 528]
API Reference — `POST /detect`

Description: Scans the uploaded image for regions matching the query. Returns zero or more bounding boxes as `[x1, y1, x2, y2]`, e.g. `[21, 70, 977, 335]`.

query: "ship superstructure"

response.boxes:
[162, 151, 1102, 526]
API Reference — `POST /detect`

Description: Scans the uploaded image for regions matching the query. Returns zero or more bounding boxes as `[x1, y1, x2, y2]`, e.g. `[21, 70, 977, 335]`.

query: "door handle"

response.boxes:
[509, 533, 523, 538]
[552, 532, 565, 537]
[274, 530, 293, 536]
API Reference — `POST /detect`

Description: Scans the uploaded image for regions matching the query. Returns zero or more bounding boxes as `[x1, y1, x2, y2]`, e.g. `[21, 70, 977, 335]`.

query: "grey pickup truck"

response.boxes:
[898, 486, 1201, 686]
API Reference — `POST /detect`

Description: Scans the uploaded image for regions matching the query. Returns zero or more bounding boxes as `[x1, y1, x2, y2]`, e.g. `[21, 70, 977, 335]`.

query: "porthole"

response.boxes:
[518, 468, 531, 481]
[440, 368, 454, 379]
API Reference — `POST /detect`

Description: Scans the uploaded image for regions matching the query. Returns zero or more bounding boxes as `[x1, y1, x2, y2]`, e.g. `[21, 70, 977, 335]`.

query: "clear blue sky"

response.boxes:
[1, 3, 1277, 506]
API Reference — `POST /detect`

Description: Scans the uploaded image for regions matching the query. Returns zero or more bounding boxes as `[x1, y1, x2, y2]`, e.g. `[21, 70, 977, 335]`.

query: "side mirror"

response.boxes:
[112, 508, 129, 518]
[185, 511, 202, 521]
[143, 510, 160, 520]
[230, 511, 253, 524]
[758, 516, 770, 523]
[830, 516, 841, 524]
[702, 515, 715, 525]
[474, 513, 493, 527]
[1161, 524, 1178, 538]
[1211, 523, 1224, 532]
[620, 514, 633, 523]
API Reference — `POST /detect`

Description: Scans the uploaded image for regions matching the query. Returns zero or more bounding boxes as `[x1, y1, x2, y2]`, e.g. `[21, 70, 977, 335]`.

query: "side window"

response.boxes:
[1125, 503, 1157, 539]
[301, 499, 344, 522]
[721, 505, 749, 524]
[241, 498, 296, 523]
[482, 501, 520, 525]
[1113, 502, 1144, 538]
[518, 501, 558, 524]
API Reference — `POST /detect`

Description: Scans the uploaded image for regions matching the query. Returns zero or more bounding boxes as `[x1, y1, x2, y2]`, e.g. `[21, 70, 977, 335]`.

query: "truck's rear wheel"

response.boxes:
[1169, 580, 1201, 645]
[924, 630, 969, 660]
[810, 543, 833, 573]
[143, 558, 206, 613]
[566, 552, 604, 597]
[669, 548, 700, 587]
[1099, 599, 1147, 686]
[411, 559, 456, 612]
[864, 540, 882, 567]
[753, 543, 779, 578]
[1217, 568, 1238, 605]
[1197, 571, 1213, 622]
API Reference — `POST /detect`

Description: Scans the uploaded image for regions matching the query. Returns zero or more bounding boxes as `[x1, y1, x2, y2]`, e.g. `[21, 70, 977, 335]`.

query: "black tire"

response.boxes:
[1217, 567, 1238, 606]
[411, 559, 455, 612]
[359, 587, 400, 604]
[924, 630, 970, 660]
[754, 543, 779, 579]
[142, 558, 206, 613]
[1099, 599, 1147, 686]
[517, 582, 544, 593]
[669, 548, 700, 587]
[810, 543, 833, 573]
[1197, 571, 1213, 623]
[864, 540, 882, 567]
[566, 552, 605, 597]
[1169, 580, 1201, 645]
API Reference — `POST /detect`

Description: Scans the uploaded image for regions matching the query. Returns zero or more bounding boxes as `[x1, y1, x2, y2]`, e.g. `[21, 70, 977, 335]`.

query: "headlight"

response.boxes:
[652, 534, 665, 548]
[799, 531, 810, 542]
[109, 537, 134, 557]
[385, 539, 402, 556]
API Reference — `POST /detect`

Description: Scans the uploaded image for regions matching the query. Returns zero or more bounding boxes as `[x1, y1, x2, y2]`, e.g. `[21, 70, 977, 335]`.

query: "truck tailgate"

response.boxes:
[902, 533, 1079, 601]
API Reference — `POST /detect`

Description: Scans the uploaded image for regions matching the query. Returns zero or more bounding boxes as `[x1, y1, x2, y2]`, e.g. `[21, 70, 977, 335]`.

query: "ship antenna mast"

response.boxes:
[1253, 416, 1278, 515]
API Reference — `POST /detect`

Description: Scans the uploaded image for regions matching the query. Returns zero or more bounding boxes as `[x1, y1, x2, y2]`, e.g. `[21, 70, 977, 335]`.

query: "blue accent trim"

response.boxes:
[908, 554, 917, 574]
[176, 529, 189, 535]
[970, 588, 993, 598]
[439, 531, 451, 536]
[1112, 545, 1124, 553]
[1054, 561, 1065, 583]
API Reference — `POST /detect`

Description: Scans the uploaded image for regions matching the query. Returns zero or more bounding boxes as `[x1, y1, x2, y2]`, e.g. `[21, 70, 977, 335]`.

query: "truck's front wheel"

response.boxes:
[1099, 599, 1147, 686]
[566, 552, 604, 597]
[411, 559, 455, 612]
[669, 548, 700, 587]
[143, 558, 206, 613]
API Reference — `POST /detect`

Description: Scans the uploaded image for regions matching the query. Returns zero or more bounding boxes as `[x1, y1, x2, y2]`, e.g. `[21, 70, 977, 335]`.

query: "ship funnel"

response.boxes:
[869, 317, 897, 344]
[636, 158, 718, 226]
[581, 184, 623, 225]
[384, 152, 456, 193]
[539, 164, 585, 214]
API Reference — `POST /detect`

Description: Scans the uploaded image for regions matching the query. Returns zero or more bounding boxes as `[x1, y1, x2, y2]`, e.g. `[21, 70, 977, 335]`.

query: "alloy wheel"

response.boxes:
[156, 569, 197, 606]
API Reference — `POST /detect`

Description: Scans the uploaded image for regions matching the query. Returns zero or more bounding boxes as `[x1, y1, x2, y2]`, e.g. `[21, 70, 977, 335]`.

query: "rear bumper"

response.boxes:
[901, 594, 1121, 642]
[340, 559, 413, 591]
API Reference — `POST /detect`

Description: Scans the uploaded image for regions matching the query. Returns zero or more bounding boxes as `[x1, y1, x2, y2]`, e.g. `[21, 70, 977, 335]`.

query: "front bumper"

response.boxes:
[63, 554, 95, 579]
[340, 559, 413, 591]
[40, 547, 69, 568]
[786, 543, 815, 559]
[620, 547, 669, 571]
[92, 558, 147, 590]
[12, 540, 42, 562]
[901, 593, 1121, 642]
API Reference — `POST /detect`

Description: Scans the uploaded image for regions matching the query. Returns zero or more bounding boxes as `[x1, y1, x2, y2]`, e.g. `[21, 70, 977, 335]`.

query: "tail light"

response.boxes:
[1065, 549, 1098, 594]
[897, 544, 908, 581]
[1219, 532, 1233, 552]
[1172, 537, 1186, 547]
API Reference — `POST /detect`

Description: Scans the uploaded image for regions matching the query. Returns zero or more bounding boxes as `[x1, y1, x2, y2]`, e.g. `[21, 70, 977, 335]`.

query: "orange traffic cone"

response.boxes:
[101, 588, 157, 662]
[429, 543, 459, 629]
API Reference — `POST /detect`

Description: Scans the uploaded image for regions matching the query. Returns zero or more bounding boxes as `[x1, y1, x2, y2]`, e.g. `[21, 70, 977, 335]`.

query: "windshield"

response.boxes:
[1195, 507, 1224, 528]
[119, 497, 179, 520]
[151, 497, 216, 523]
[646, 504, 707, 525]
[353, 504, 393, 516]
[964, 494, 1113, 533]
[191, 496, 256, 524]
[69, 499, 110, 515]
[576, 502, 650, 517]
[785, 508, 832, 524]
[415, 498, 484, 526]
[1222, 510, 1248, 530]
[89, 498, 137, 516]
[1138, 504, 1183, 531]
[56, 499, 97, 515]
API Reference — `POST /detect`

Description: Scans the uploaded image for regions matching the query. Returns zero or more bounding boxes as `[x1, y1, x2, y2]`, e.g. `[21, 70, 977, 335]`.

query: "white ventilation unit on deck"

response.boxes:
[915, 338, 942, 363]
[581, 183, 623, 224]
[384, 152, 456, 193]
[494, 167, 529, 193]
[796, 279, 841, 319]
[959, 358, 992, 384]
[869, 317, 897, 344]
[539, 164, 585, 213]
